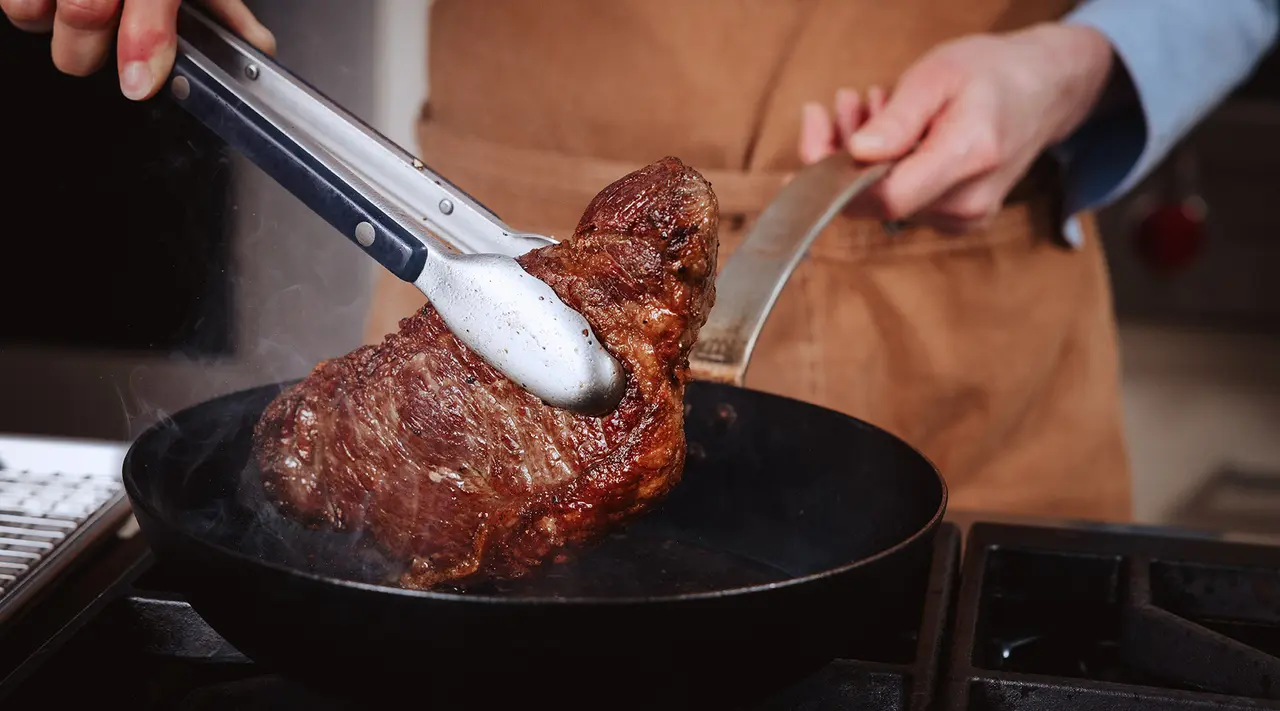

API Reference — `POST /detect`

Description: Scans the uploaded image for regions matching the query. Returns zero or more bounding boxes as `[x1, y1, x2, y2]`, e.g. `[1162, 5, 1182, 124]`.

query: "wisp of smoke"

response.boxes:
[130, 379, 407, 587]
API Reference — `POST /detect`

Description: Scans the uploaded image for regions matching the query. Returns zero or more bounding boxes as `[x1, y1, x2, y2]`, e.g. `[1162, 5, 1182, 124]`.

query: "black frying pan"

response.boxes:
[119, 8, 946, 707]
[122, 378, 945, 707]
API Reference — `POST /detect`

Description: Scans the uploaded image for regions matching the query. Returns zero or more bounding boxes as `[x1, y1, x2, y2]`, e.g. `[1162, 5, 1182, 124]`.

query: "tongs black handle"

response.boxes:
[169, 51, 427, 281]
[168, 3, 550, 278]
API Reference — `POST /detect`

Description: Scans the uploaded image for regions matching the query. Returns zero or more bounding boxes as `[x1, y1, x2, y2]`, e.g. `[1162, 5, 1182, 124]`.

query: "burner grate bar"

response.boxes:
[946, 523, 1280, 711]
[1122, 554, 1280, 700]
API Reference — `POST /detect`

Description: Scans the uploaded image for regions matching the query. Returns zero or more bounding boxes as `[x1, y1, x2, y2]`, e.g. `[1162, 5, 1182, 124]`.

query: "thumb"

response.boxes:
[849, 69, 952, 162]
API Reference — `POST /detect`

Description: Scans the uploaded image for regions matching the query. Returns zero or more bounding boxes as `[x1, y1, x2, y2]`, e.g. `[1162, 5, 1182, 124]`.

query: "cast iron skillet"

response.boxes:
[122, 378, 945, 707]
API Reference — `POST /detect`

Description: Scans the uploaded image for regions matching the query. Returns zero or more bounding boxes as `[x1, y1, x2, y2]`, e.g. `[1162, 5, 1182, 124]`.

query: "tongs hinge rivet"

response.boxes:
[355, 221, 376, 247]
[439, 199, 455, 215]
[171, 75, 190, 100]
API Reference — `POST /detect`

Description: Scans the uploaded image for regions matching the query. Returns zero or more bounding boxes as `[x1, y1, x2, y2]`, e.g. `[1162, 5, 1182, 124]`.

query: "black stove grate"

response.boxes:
[0, 524, 961, 711]
[12, 520, 1280, 709]
[946, 523, 1280, 711]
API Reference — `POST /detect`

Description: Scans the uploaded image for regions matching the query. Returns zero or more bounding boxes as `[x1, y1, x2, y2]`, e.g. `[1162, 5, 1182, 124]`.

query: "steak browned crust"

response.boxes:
[251, 157, 719, 590]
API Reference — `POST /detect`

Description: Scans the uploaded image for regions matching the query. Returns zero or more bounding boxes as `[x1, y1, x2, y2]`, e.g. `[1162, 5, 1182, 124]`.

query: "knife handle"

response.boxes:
[168, 53, 428, 282]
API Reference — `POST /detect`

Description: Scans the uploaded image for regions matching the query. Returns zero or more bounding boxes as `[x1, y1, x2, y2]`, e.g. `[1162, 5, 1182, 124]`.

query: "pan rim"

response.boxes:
[122, 380, 949, 607]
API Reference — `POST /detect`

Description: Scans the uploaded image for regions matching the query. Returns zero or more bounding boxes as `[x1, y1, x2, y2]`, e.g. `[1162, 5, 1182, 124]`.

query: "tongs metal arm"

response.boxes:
[168, 3, 625, 415]
[172, 2, 549, 262]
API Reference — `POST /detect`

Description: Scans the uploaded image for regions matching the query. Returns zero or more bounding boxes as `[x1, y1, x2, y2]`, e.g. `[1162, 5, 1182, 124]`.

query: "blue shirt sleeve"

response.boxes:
[1054, 0, 1280, 219]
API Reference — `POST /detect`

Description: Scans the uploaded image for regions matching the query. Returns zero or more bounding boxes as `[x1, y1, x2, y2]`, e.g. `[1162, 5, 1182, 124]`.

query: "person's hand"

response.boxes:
[2, 0, 276, 101]
[798, 23, 1116, 234]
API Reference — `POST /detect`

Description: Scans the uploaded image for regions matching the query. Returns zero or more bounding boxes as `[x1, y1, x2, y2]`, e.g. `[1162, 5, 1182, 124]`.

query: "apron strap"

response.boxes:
[417, 112, 1067, 260]
[418, 114, 788, 228]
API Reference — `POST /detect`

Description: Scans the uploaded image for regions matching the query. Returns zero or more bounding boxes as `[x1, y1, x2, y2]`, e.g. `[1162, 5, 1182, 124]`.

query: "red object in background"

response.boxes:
[1134, 198, 1207, 273]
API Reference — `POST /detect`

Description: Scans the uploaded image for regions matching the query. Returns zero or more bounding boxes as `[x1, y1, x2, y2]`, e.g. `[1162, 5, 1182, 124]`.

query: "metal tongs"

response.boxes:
[168, 3, 625, 415]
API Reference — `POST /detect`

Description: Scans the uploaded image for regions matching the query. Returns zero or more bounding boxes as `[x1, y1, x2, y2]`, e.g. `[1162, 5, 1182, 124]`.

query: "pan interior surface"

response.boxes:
[124, 379, 945, 601]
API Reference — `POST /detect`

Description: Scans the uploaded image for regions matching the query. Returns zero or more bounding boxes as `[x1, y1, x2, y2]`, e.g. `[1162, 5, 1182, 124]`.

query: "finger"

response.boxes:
[925, 177, 1003, 229]
[849, 66, 956, 162]
[50, 0, 121, 76]
[844, 169, 998, 233]
[798, 101, 838, 165]
[871, 101, 999, 221]
[2, 0, 54, 31]
[833, 88, 861, 144]
[866, 84, 887, 116]
[115, 0, 180, 100]
[869, 177, 988, 233]
[905, 171, 996, 234]
[197, 0, 275, 54]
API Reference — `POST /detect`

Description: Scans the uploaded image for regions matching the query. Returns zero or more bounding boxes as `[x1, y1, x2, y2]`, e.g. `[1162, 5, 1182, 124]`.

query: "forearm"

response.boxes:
[1054, 0, 1279, 214]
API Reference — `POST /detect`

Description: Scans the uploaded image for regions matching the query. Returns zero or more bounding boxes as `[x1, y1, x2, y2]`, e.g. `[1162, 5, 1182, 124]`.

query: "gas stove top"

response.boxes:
[3, 517, 1280, 710]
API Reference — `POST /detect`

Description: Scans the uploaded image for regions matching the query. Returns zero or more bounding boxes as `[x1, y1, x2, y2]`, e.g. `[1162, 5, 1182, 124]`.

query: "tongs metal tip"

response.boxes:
[420, 253, 625, 414]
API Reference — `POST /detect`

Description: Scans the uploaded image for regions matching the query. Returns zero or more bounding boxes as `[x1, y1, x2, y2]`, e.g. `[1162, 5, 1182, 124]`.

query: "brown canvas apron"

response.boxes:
[366, 0, 1133, 522]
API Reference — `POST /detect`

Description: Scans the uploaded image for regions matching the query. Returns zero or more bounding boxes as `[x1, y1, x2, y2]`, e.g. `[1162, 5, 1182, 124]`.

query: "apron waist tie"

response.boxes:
[416, 114, 1067, 261]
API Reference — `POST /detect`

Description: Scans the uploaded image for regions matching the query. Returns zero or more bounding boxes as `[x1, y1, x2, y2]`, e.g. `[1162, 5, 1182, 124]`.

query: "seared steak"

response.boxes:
[251, 157, 718, 590]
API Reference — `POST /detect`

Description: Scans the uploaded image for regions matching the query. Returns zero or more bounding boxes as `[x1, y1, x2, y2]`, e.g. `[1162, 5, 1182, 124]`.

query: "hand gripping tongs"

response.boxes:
[167, 3, 625, 415]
